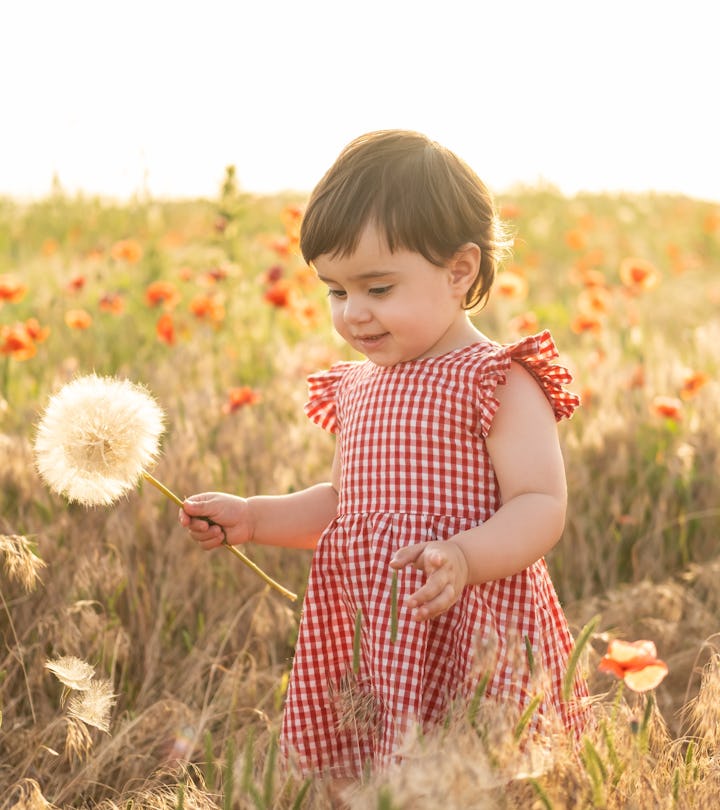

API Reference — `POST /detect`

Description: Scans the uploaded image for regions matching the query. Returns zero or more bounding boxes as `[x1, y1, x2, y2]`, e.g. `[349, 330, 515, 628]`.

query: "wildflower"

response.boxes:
[263, 265, 284, 285]
[264, 279, 292, 308]
[570, 313, 603, 334]
[33, 374, 165, 506]
[67, 679, 116, 733]
[189, 294, 225, 323]
[509, 311, 539, 336]
[0, 323, 37, 360]
[494, 271, 528, 300]
[499, 202, 521, 219]
[598, 639, 668, 692]
[110, 238, 143, 264]
[98, 292, 125, 315]
[145, 281, 181, 310]
[156, 313, 176, 345]
[650, 395, 683, 422]
[619, 257, 659, 292]
[222, 386, 261, 414]
[45, 656, 95, 691]
[577, 287, 612, 317]
[680, 371, 709, 400]
[65, 273, 86, 293]
[0, 274, 27, 304]
[65, 309, 93, 329]
[24, 317, 50, 343]
[564, 229, 585, 251]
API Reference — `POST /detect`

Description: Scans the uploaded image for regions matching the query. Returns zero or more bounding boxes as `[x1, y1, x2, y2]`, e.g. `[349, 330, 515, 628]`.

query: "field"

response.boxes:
[1, 172, 719, 808]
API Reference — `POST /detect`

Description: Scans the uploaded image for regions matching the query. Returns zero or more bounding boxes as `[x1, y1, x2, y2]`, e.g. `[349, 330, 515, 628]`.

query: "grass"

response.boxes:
[1, 174, 719, 806]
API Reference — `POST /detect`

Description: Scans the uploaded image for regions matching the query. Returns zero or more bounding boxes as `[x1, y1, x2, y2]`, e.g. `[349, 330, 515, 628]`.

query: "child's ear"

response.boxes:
[448, 242, 482, 295]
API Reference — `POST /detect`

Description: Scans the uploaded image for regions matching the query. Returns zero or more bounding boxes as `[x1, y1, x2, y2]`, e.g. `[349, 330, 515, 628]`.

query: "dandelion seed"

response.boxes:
[0, 534, 46, 592]
[33, 374, 165, 506]
[45, 656, 95, 690]
[67, 678, 116, 732]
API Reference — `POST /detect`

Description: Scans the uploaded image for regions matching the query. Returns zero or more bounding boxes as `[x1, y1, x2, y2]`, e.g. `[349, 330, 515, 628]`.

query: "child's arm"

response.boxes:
[390, 362, 568, 621]
[179, 443, 341, 551]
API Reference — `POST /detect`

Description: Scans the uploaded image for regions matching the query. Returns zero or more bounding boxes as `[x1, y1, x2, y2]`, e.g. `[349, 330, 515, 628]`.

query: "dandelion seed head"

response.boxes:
[33, 374, 165, 506]
[45, 656, 96, 691]
[67, 678, 116, 733]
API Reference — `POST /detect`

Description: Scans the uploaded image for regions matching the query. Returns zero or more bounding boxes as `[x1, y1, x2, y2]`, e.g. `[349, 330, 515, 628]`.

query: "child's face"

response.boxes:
[313, 224, 475, 366]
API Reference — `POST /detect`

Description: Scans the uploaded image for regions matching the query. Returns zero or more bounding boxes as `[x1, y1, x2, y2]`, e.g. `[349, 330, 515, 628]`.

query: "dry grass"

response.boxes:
[1, 184, 719, 806]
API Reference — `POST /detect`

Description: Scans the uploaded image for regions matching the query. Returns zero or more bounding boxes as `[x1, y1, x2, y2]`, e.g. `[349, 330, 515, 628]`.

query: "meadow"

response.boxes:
[1, 171, 719, 808]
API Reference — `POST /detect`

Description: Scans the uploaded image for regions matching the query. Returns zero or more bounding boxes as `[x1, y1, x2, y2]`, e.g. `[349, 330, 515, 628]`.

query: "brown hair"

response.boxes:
[300, 130, 509, 310]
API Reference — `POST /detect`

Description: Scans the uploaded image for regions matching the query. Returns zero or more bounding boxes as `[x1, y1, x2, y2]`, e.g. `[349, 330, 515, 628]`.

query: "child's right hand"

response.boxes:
[179, 492, 252, 550]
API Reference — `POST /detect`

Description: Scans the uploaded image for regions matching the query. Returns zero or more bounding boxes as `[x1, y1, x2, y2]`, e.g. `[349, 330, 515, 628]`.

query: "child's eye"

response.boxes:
[369, 286, 392, 297]
[327, 289, 346, 299]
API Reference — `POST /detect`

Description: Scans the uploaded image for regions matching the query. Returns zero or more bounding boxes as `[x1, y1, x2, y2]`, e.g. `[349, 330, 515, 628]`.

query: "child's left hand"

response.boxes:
[390, 541, 469, 621]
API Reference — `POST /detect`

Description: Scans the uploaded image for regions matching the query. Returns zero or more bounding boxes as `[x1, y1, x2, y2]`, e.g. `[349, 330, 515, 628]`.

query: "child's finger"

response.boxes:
[389, 542, 429, 568]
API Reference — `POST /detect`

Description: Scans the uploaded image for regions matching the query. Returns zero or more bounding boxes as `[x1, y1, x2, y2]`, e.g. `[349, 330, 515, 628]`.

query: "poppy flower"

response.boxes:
[0, 274, 27, 304]
[65, 309, 93, 330]
[99, 292, 125, 315]
[222, 386, 261, 414]
[189, 295, 225, 323]
[577, 287, 612, 317]
[263, 265, 284, 285]
[564, 229, 586, 251]
[619, 257, 659, 292]
[0, 323, 37, 360]
[494, 271, 528, 300]
[498, 202, 521, 220]
[145, 281, 181, 310]
[65, 273, 86, 293]
[570, 312, 603, 334]
[598, 639, 668, 692]
[508, 311, 539, 335]
[680, 371, 709, 400]
[264, 279, 292, 308]
[110, 239, 143, 264]
[24, 318, 50, 343]
[650, 395, 683, 422]
[156, 313, 175, 345]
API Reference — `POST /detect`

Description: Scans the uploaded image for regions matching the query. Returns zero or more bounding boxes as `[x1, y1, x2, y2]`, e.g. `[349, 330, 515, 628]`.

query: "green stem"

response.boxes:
[141, 470, 297, 602]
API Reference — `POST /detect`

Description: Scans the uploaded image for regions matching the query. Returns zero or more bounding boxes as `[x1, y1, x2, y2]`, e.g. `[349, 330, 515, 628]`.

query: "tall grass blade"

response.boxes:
[562, 614, 599, 702]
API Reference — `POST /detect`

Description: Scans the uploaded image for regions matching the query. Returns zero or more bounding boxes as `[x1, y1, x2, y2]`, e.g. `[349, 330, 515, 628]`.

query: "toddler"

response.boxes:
[180, 130, 589, 785]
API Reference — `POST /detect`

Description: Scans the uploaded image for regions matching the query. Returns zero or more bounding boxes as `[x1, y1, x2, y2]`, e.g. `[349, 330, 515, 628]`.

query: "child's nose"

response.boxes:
[343, 295, 371, 323]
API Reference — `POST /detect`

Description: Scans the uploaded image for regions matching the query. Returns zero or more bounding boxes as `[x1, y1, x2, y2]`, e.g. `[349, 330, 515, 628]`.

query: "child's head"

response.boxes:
[301, 130, 507, 310]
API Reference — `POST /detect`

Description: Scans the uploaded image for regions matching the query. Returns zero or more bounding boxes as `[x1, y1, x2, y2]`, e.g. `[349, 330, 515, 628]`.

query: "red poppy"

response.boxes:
[598, 639, 668, 692]
[570, 313, 603, 334]
[680, 371, 709, 400]
[145, 281, 181, 310]
[0, 323, 37, 360]
[508, 311, 539, 335]
[23, 318, 50, 343]
[65, 273, 86, 293]
[156, 313, 176, 345]
[189, 294, 225, 323]
[650, 395, 683, 422]
[619, 257, 659, 291]
[99, 292, 126, 315]
[222, 386, 261, 414]
[494, 271, 528, 299]
[264, 279, 292, 308]
[65, 309, 93, 329]
[111, 239, 143, 264]
[0, 274, 27, 304]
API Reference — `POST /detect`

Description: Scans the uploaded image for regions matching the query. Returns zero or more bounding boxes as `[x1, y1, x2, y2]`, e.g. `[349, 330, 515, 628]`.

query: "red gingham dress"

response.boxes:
[280, 331, 590, 778]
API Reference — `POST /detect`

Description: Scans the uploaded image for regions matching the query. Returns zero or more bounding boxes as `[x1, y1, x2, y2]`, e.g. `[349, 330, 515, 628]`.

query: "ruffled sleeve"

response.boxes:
[475, 330, 580, 437]
[303, 361, 358, 434]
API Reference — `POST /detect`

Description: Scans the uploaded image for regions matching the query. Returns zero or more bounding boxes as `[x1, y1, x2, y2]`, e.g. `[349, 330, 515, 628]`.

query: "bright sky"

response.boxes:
[2, 0, 718, 202]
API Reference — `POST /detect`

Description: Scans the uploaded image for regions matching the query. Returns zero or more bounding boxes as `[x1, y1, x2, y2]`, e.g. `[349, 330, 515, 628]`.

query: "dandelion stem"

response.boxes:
[141, 470, 297, 602]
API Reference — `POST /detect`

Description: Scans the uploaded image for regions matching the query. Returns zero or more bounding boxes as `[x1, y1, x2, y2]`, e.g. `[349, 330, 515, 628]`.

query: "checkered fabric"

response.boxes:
[280, 331, 589, 778]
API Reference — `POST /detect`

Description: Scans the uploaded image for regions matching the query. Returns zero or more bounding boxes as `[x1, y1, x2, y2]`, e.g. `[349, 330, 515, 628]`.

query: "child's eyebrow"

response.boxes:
[317, 270, 395, 284]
